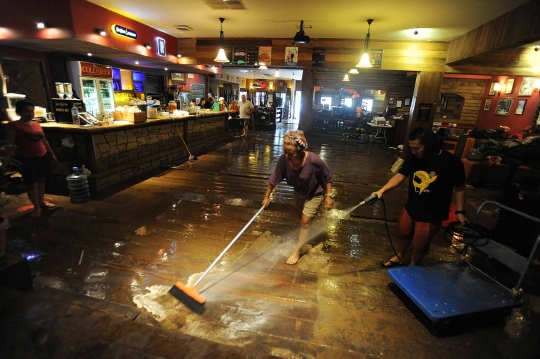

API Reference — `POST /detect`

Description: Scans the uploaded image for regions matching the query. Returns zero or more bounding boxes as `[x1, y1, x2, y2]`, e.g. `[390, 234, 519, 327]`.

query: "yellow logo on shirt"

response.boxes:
[412, 170, 437, 194]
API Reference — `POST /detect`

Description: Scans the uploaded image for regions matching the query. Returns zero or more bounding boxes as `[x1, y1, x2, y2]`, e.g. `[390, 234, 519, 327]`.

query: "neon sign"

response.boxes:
[111, 24, 137, 39]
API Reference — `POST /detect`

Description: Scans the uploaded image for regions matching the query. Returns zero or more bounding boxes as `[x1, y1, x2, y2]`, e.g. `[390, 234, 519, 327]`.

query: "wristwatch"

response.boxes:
[455, 210, 466, 215]
[326, 192, 335, 198]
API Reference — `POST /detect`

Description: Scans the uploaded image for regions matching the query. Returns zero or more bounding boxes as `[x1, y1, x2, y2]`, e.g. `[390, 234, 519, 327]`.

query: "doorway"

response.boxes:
[294, 90, 301, 123]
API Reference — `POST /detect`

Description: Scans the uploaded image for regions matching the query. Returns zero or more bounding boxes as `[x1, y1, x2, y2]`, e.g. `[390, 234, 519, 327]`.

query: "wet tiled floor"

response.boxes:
[1, 123, 539, 358]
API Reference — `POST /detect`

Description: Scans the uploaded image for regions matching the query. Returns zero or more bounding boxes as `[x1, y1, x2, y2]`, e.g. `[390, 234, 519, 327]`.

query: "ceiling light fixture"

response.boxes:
[144, 43, 151, 49]
[348, 68, 359, 74]
[342, 74, 350, 82]
[258, 63, 268, 70]
[214, 18, 230, 63]
[293, 20, 310, 44]
[356, 19, 374, 68]
[36, 22, 46, 29]
[135, 61, 139, 65]
[96, 28, 106, 36]
[176, 53, 182, 58]
[274, 70, 280, 77]
[87, 53, 92, 56]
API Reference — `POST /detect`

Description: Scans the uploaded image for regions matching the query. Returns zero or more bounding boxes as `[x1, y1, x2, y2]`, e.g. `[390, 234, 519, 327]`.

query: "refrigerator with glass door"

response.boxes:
[68, 61, 116, 117]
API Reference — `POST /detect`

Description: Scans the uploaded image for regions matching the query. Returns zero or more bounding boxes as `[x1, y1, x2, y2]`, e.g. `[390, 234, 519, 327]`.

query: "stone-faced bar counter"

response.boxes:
[41, 112, 236, 197]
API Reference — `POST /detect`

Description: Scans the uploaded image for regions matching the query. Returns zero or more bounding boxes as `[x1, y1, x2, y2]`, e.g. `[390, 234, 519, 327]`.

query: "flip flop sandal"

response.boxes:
[382, 258, 405, 268]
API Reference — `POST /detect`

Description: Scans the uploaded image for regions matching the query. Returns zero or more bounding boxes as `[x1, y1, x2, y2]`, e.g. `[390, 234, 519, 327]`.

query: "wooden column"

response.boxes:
[403, 71, 444, 155]
[297, 71, 314, 133]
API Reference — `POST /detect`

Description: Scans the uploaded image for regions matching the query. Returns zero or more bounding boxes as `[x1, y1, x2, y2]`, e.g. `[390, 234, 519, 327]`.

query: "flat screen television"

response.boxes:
[385, 107, 398, 117]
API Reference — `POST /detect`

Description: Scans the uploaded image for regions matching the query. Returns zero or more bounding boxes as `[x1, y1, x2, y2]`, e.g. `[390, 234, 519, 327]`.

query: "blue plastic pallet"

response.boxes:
[388, 261, 523, 323]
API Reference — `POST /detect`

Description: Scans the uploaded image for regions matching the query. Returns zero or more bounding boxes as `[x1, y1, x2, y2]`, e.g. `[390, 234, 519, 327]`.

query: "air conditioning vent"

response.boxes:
[174, 25, 193, 31]
[204, 0, 247, 10]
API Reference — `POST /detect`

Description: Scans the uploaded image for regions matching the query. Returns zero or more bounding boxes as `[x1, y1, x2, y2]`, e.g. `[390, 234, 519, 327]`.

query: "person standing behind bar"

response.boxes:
[371, 127, 468, 267]
[5, 100, 58, 217]
[262, 130, 334, 264]
[239, 94, 254, 138]
[205, 96, 215, 110]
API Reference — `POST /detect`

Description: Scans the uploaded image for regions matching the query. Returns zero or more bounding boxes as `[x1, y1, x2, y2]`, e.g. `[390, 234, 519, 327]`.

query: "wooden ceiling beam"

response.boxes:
[446, 0, 540, 64]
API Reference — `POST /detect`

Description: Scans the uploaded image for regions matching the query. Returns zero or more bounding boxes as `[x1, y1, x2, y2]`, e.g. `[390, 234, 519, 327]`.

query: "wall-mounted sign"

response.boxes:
[156, 37, 166, 57]
[111, 24, 137, 39]
[79, 61, 112, 78]
[417, 103, 432, 121]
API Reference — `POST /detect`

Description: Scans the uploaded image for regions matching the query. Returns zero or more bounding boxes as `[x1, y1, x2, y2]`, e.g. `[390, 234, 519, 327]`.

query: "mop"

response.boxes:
[169, 206, 265, 314]
[175, 126, 197, 161]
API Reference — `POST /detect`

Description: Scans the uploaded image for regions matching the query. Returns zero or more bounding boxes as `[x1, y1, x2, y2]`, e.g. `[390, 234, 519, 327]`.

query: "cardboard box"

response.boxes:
[132, 112, 147, 123]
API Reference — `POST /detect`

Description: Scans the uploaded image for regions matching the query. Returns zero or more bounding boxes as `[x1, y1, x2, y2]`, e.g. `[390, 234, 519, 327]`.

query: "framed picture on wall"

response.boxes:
[483, 98, 492, 111]
[404, 98, 410, 106]
[170, 73, 185, 81]
[387, 97, 395, 105]
[515, 99, 526, 115]
[505, 79, 515, 94]
[519, 77, 535, 96]
[396, 100, 402, 108]
[488, 82, 497, 96]
[495, 97, 514, 116]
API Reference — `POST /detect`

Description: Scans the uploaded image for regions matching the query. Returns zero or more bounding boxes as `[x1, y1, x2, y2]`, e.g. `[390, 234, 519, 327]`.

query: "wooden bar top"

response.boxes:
[41, 111, 237, 133]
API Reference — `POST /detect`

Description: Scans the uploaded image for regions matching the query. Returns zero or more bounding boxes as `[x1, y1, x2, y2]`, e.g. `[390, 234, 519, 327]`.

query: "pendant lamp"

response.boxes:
[342, 74, 350, 81]
[214, 18, 230, 63]
[348, 68, 359, 74]
[356, 19, 374, 68]
[258, 63, 268, 70]
[274, 70, 280, 78]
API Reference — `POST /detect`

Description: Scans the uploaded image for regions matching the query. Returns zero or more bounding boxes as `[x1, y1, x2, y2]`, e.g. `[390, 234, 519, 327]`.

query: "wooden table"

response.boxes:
[367, 123, 393, 144]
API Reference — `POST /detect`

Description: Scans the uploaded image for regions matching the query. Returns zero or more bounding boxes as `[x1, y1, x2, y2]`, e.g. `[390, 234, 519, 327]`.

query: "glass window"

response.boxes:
[344, 98, 353, 107]
[321, 96, 332, 107]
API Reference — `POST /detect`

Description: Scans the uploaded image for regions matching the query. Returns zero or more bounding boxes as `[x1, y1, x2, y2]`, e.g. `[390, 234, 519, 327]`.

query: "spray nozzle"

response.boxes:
[359, 193, 378, 206]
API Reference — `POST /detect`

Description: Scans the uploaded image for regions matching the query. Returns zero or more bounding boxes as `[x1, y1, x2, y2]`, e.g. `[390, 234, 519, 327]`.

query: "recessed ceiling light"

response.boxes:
[165, 68, 168, 70]
[87, 53, 92, 56]
[135, 61, 139, 65]
[37, 22, 46, 29]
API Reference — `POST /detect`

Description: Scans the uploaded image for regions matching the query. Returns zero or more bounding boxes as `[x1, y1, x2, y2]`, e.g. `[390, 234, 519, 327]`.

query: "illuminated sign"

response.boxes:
[111, 24, 137, 39]
[80, 62, 112, 78]
[156, 37, 166, 57]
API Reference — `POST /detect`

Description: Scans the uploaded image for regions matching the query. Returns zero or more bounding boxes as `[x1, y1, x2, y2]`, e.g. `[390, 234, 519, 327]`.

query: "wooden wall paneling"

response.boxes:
[438, 78, 488, 125]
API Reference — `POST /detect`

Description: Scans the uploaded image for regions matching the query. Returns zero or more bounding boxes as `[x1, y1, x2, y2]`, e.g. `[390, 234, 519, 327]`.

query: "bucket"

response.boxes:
[0, 216, 9, 258]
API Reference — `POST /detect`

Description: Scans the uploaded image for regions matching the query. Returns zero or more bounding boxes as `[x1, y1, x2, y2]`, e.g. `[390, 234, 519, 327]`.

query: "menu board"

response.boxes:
[190, 84, 205, 101]
[233, 47, 246, 65]
[223, 47, 233, 64]
[246, 46, 259, 65]
[312, 48, 326, 66]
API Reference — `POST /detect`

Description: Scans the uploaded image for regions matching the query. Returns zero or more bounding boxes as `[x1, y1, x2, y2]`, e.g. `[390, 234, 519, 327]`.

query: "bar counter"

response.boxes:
[41, 111, 236, 197]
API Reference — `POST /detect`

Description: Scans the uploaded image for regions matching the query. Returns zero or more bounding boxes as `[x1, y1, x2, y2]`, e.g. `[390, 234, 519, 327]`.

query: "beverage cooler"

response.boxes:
[68, 61, 115, 116]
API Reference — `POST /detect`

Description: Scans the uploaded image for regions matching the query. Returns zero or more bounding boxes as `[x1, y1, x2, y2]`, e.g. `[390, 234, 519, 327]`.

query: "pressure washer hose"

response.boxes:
[359, 194, 407, 266]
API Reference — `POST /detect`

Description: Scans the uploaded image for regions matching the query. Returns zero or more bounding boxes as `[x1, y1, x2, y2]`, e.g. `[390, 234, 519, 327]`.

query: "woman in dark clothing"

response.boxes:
[262, 130, 334, 264]
[5, 100, 58, 217]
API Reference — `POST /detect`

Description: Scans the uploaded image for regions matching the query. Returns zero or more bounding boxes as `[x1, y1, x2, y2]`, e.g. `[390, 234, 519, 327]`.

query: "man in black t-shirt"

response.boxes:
[372, 127, 468, 267]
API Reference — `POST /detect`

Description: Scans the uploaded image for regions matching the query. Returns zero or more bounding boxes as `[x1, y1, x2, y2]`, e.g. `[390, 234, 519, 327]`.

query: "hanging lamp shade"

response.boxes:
[348, 68, 359, 74]
[258, 63, 268, 70]
[342, 74, 350, 81]
[356, 19, 374, 68]
[214, 18, 230, 63]
[274, 70, 280, 77]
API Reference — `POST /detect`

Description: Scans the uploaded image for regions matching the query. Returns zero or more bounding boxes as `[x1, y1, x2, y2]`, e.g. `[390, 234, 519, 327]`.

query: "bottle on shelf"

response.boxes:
[71, 103, 80, 126]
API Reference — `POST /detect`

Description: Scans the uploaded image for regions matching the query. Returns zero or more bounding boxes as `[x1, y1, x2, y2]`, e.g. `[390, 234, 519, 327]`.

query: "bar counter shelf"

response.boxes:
[41, 111, 238, 197]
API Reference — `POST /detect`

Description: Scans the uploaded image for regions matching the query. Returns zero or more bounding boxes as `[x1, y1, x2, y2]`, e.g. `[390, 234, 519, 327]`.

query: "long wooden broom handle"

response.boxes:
[193, 206, 265, 287]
